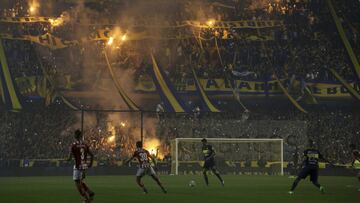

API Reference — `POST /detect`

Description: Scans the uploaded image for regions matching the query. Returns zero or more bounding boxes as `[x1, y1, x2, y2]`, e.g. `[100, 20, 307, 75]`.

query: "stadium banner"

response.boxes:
[303, 86, 318, 104]
[191, 68, 220, 112]
[0, 59, 11, 107]
[215, 37, 247, 110]
[104, 50, 139, 110]
[0, 16, 51, 23]
[14, 74, 74, 97]
[3, 76, 360, 99]
[34, 47, 79, 110]
[273, 74, 307, 113]
[327, 0, 360, 80]
[135, 78, 360, 98]
[328, 68, 360, 100]
[0, 33, 77, 49]
[0, 70, 5, 103]
[0, 16, 283, 29]
[0, 30, 274, 50]
[151, 54, 189, 113]
[186, 20, 283, 29]
[0, 39, 23, 110]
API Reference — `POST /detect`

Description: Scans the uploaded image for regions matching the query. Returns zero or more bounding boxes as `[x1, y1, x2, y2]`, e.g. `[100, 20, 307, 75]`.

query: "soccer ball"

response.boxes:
[188, 180, 196, 187]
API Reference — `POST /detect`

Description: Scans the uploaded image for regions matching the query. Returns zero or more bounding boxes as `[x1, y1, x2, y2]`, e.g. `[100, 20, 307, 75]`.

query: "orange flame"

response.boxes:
[29, 0, 40, 16]
[144, 138, 164, 159]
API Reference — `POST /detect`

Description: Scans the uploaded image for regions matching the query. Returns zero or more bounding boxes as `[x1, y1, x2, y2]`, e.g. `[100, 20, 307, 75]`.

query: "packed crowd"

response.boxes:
[0, 0, 359, 168]
[0, 104, 359, 168]
[332, 0, 360, 60]
[114, 0, 355, 82]
[158, 107, 360, 166]
[0, 0, 358, 92]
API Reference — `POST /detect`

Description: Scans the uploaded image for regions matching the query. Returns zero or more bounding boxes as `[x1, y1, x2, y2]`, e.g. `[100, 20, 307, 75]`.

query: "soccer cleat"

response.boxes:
[161, 187, 167, 194]
[288, 191, 294, 195]
[221, 180, 225, 186]
[320, 186, 325, 194]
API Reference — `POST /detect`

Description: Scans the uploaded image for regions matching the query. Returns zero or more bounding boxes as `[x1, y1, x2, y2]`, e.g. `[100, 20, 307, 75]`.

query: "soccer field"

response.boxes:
[0, 175, 358, 203]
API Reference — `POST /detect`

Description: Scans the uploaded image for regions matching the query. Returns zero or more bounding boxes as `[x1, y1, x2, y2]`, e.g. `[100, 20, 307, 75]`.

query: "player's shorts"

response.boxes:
[203, 159, 216, 170]
[73, 167, 86, 181]
[298, 166, 318, 182]
[136, 166, 156, 177]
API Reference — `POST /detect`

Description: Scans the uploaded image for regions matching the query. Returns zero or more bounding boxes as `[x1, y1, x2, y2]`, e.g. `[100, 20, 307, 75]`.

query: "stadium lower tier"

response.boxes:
[0, 160, 357, 177]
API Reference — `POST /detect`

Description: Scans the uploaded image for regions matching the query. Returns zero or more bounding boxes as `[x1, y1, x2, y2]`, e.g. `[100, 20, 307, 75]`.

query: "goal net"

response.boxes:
[170, 138, 284, 175]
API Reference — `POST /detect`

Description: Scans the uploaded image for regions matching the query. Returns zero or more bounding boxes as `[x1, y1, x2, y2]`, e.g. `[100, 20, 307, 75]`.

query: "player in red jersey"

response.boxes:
[350, 144, 360, 189]
[67, 130, 95, 202]
[125, 141, 167, 194]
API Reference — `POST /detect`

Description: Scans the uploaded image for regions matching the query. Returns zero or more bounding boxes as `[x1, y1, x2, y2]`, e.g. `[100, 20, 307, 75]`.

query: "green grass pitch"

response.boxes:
[0, 175, 358, 203]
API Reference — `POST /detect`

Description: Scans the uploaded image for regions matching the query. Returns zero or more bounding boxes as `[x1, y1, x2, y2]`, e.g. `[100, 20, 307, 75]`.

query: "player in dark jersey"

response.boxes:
[288, 142, 330, 194]
[350, 144, 360, 190]
[201, 138, 224, 186]
[125, 141, 167, 194]
[67, 130, 94, 203]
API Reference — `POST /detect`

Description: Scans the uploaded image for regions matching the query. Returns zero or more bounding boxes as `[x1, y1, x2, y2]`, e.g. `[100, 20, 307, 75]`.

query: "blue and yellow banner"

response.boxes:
[104, 50, 139, 111]
[0, 16, 283, 29]
[135, 77, 360, 98]
[3, 75, 360, 100]
[0, 30, 274, 50]
[327, 0, 360, 80]
[151, 54, 189, 113]
[0, 39, 23, 110]
[273, 74, 307, 113]
[328, 68, 360, 101]
[191, 68, 220, 112]
[0, 62, 11, 108]
[34, 47, 79, 110]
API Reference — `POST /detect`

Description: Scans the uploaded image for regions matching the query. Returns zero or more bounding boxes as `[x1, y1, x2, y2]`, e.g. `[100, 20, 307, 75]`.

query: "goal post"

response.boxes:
[171, 138, 284, 176]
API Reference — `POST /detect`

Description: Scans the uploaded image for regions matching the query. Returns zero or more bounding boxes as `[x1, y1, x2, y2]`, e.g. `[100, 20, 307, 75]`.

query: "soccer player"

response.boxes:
[201, 138, 224, 186]
[125, 141, 167, 194]
[350, 144, 360, 190]
[288, 142, 329, 194]
[67, 130, 95, 203]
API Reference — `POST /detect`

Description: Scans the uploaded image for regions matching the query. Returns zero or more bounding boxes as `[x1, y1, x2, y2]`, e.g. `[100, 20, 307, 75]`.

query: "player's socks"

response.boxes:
[203, 173, 209, 185]
[290, 178, 300, 191]
[88, 191, 95, 201]
[81, 185, 93, 201]
[82, 183, 92, 193]
[312, 181, 321, 189]
[137, 178, 147, 194]
[150, 175, 167, 193]
[78, 188, 89, 200]
[161, 186, 167, 194]
[213, 172, 224, 186]
[82, 183, 94, 199]
[142, 187, 148, 194]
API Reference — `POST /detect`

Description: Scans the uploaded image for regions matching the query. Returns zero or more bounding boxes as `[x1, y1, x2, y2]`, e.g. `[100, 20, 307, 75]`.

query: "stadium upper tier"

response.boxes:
[0, 0, 359, 109]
